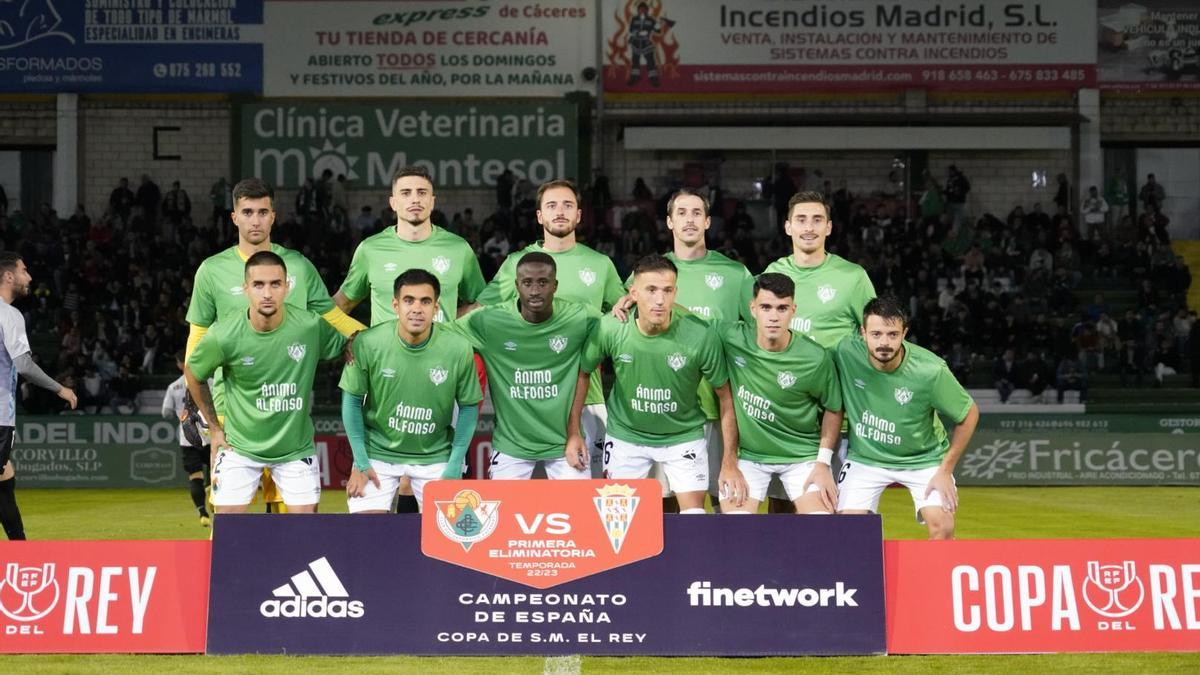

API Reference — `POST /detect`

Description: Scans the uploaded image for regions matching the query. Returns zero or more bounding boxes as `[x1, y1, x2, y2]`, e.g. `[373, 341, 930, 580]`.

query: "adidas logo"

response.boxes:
[259, 557, 364, 619]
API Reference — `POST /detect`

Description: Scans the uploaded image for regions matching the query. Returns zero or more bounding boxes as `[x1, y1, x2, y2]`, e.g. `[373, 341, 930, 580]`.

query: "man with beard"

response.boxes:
[833, 296, 979, 540]
[0, 253, 78, 539]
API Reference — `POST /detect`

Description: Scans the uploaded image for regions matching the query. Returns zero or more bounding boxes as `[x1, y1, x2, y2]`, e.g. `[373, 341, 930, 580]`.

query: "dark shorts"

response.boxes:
[0, 425, 13, 469]
[181, 445, 210, 475]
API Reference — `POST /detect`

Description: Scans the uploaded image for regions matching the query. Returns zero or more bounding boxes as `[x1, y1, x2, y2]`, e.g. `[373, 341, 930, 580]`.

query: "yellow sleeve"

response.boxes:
[185, 323, 209, 360]
[322, 306, 367, 337]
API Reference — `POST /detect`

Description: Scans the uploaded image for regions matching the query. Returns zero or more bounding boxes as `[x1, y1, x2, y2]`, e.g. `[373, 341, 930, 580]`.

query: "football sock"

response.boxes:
[0, 476, 26, 540]
[189, 477, 209, 517]
[680, 508, 706, 515]
[395, 495, 419, 514]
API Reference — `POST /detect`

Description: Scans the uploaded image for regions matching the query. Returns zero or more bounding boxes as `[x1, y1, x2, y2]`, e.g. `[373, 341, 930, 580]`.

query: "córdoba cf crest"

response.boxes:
[593, 484, 640, 554]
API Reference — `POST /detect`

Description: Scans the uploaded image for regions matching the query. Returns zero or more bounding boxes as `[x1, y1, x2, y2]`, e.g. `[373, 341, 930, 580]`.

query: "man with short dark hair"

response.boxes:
[162, 350, 211, 527]
[0, 252, 77, 539]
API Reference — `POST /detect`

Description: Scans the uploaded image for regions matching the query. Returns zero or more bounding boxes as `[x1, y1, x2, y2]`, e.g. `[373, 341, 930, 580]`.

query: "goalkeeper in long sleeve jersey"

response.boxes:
[185, 252, 347, 514]
[185, 177, 365, 513]
[832, 296, 980, 540]
[340, 269, 482, 512]
[476, 180, 625, 477]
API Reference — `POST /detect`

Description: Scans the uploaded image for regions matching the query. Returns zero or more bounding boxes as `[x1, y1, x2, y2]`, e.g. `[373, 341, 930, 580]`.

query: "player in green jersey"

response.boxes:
[613, 189, 754, 510]
[573, 254, 737, 513]
[476, 180, 624, 477]
[185, 252, 348, 514]
[832, 296, 980, 540]
[335, 166, 485, 326]
[341, 269, 483, 513]
[185, 178, 365, 512]
[456, 252, 597, 480]
[716, 273, 844, 514]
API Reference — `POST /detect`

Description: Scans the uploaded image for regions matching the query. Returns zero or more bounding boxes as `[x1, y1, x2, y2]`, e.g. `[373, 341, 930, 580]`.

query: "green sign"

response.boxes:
[13, 416, 189, 488]
[241, 102, 578, 189]
[958, 414, 1200, 486]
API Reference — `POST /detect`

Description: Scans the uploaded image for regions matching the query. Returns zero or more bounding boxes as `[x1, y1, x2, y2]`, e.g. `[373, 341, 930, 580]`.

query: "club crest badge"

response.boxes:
[894, 387, 914, 405]
[579, 267, 597, 286]
[549, 335, 568, 353]
[705, 273, 724, 290]
[593, 484, 640, 554]
[666, 352, 687, 371]
[431, 256, 451, 275]
[817, 284, 836, 304]
[287, 343, 306, 362]
[287, 274, 296, 290]
[435, 489, 500, 552]
[777, 371, 797, 389]
[429, 367, 449, 385]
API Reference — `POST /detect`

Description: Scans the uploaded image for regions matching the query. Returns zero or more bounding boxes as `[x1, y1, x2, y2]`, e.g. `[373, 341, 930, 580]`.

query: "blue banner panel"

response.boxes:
[0, 1, 262, 93]
[206, 515, 885, 655]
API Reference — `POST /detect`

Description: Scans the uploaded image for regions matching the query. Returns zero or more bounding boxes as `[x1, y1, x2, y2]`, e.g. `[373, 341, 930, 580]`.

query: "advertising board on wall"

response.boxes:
[11, 417, 189, 488]
[0, 1, 263, 93]
[1099, 1, 1200, 89]
[262, 0, 596, 97]
[603, 0, 1096, 94]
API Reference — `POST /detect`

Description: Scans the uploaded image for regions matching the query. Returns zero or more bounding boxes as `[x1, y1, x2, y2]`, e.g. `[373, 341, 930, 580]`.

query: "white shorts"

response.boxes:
[740, 459, 820, 503]
[581, 403, 608, 479]
[767, 438, 849, 500]
[705, 421, 724, 496]
[604, 435, 708, 494]
[211, 449, 320, 507]
[347, 459, 446, 513]
[835, 460, 953, 523]
[489, 450, 589, 480]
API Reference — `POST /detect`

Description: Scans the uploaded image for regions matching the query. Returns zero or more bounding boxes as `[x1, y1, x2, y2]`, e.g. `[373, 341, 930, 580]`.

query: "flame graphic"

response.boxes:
[604, 0, 681, 84]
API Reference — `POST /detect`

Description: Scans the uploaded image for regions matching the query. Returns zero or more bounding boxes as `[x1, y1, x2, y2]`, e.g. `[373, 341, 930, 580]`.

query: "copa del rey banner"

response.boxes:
[885, 539, 1200, 653]
[603, 0, 1097, 93]
[0, 541, 209, 653]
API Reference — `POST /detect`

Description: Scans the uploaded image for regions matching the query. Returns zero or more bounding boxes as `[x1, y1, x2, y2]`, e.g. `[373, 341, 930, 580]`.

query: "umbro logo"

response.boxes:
[259, 557, 364, 619]
[229, 286, 244, 296]
[381, 368, 396, 379]
[241, 356, 255, 366]
[733, 356, 747, 368]
[854, 378, 866, 389]
[504, 341, 518, 352]
[383, 262, 398, 273]
[617, 353, 633, 364]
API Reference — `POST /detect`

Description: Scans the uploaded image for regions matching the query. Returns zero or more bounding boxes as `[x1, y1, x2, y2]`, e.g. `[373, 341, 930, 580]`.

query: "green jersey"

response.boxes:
[581, 310, 728, 446]
[624, 250, 753, 420]
[719, 322, 842, 464]
[831, 335, 974, 470]
[340, 226, 485, 326]
[187, 308, 346, 463]
[186, 244, 336, 416]
[453, 299, 599, 461]
[477, 241, 624, 406]
[339, 323, 483, 465]
[763, 253, 876, 348]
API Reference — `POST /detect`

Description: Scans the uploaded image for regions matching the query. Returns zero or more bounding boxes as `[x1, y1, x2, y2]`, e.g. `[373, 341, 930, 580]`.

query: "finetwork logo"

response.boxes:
[260, 557, 364, 619]
[686, 581, 859, 608]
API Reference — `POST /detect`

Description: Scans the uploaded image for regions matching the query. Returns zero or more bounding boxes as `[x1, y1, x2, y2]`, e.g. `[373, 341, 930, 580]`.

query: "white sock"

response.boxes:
[680, 508, 706, 514]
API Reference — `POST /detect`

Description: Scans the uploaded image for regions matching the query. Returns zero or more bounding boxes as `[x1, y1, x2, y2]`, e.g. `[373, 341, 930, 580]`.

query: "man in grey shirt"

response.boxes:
[0, 252, 77, 540]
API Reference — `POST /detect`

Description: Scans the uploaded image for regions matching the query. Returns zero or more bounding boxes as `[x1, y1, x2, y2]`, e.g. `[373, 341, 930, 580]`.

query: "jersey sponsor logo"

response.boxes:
[578, 267, 597, 287]
[817, 284, 836, 304]
[666, 352, 687, 371]
[704, 273, 724, 290]
[381, 368, 396, 379]
[383, 262, 398, 273]
[434, 488, 501, 552]
[617, 353, 634, 364]
[593, 484, 640, 554]
[240, 356, 255, 367]
[733, 356, 747, 368]
[548, 336, 568, 354]
[431, 256, 451, 275]
[894, 387, 914, 405]
[287, 343, 306, 363]
[504, 341, 518, 352]
[0, 563, 60, 622]
[429, 367, 449, 386]
[229, 285, 244, 296]
[777, 371, 797, 389]
[1082, 561, 1145, 618]
[259, 557, 364, 619]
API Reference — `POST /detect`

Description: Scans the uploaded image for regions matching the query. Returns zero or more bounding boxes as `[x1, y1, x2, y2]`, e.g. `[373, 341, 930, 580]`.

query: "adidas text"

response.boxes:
[259, 596, 365, 618]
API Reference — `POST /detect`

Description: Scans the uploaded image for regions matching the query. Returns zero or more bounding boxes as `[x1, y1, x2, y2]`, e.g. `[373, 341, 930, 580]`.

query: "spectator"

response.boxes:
[943, 164, 971, 226]
[1054, 172, 1070, 213]
[632, 176, 654, 201]
[496, 169, 515, 212]
[209, 176, 232, 238]
[0, 181, 7, 216]
[107, 364, 141, 414]
[1139, 173, 1165, 211]
[1105, 169, 1130, 221]
[1056, 357, 1087, 403]
[1191, 317, 1200, 388]
[332, 174, 349, 219]
[1149, 205, 1171, 243]
[1028, 238, 1054, 273]
[352, 206, 378, 241]
[993, 348, 1019, 403]
[108, 177, 135, 223]
[135, 174, 161, 224]
[1081, 185, 1109, 241]
[1027, 202, 1051, 233]
[162, 180, 191, 227]
[1019, 351, 1051, 402]
[769, 163, 797, 227]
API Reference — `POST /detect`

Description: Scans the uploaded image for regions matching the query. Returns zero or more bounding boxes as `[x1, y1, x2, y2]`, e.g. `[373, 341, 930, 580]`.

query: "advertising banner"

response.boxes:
[1099, 2, 1200, 89]
[885, 539, 1200, 653]
[0, 0, 263, 93]
[207, 513, 885, 655]
[241, 102, 578, 190]
[262, 0, 595, 97]
[0, 541, 210, 653]
[602, 0, 1096, 94]
[11, 417, 190, 488]
[957, 414, 1200, 486]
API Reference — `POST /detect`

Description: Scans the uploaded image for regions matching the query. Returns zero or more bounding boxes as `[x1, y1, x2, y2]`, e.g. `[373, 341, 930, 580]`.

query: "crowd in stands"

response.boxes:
[0, 161, 1192, 414]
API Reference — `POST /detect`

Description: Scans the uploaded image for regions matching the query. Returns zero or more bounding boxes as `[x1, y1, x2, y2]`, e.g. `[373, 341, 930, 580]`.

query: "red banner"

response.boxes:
[422, 479, 664, 589]
[885, 539, 1200, 653]
[0, 541, 210, 653]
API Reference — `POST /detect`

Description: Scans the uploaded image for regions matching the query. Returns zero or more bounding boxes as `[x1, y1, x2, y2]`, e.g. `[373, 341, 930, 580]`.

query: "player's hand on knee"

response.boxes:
[924, 469, 957, 513]
[611, 294, 634, 322]
[564, 433, 588, 470]
[803, 464, 838, 513]
[718, 464, 748, 508]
